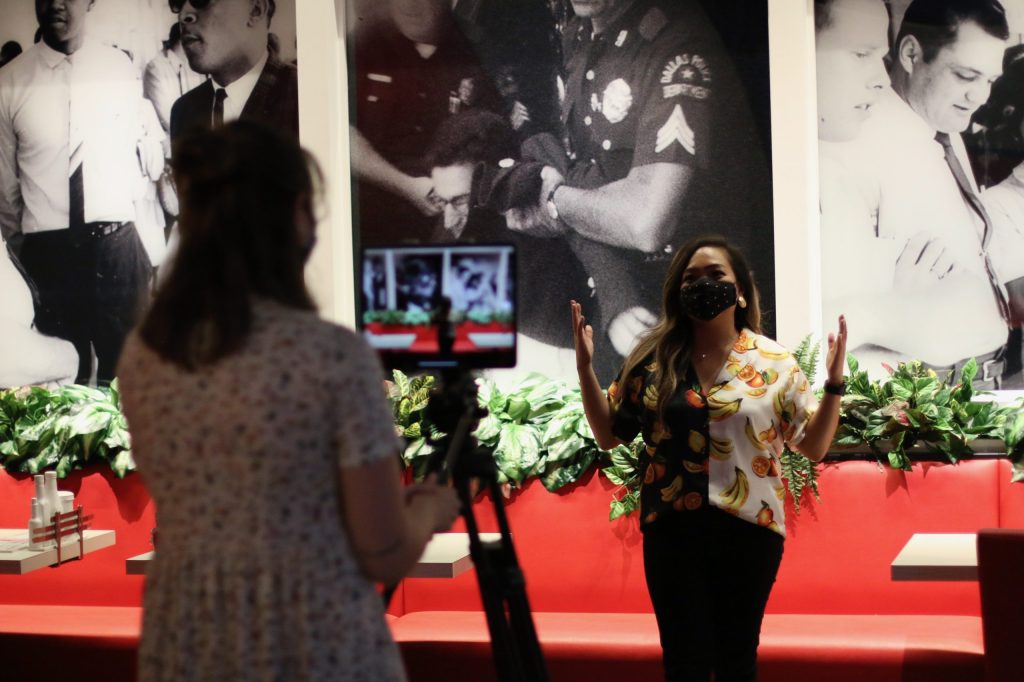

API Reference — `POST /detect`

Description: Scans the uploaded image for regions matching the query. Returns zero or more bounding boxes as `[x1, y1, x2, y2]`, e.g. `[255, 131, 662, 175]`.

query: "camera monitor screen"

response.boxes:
[359, 244, 517, 371]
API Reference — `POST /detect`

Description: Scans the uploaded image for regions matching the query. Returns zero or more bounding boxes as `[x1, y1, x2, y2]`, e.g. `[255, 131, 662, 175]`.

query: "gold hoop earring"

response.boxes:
[738, 296, 747, 309]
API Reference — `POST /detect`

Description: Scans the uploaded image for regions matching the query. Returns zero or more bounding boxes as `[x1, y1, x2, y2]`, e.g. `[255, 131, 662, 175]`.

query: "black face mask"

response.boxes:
[679, 277, 737, 321]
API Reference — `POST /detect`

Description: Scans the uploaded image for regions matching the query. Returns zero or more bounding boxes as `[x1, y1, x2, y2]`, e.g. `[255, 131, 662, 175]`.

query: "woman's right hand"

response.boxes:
[571, 300, 594, 371]
[406, 474, 462, 533]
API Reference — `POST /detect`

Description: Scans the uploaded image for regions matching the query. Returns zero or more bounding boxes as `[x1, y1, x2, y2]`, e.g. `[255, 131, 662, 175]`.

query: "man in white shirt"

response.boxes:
[0, 0, 159, 384]
[169, 0, 298, 142]
[144, 22, 207, 154]
[819, 0, 1015, 387]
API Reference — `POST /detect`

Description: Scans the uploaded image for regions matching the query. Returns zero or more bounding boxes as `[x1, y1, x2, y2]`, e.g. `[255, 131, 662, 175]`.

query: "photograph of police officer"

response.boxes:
[0, 0, 298, 387]
[348, 0, 774, 385]
[817, 0, 1024, 389]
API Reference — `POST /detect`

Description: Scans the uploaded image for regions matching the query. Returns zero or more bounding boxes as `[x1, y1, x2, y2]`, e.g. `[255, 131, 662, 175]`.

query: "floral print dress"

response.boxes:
[609, 329, 816, 536]
[118, 299, 408, 682]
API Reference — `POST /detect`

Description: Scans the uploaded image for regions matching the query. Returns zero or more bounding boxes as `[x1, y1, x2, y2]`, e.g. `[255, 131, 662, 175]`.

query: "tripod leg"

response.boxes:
[456, 475, 533, 682]
[485, 477, 550, 682]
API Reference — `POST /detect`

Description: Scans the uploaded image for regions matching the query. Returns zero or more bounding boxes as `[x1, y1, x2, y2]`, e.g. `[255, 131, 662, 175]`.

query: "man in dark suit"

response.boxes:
[169, 0, 298, 142]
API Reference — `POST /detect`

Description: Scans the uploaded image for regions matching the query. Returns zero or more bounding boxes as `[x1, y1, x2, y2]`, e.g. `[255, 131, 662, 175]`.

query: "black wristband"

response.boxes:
[823, 381, 846, 396]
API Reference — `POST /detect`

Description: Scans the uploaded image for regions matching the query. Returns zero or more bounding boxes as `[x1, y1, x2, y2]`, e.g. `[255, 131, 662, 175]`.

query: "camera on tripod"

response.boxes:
[360, 242, 517, 374]
[358, 242, 549, 682]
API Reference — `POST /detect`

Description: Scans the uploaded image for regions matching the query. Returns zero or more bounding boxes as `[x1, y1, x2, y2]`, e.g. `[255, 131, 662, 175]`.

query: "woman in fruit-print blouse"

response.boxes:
[571, 235, 846, 682]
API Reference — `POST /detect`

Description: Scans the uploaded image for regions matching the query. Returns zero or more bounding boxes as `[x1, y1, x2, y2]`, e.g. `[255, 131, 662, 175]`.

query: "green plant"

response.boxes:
[1003, 407, 1024, 482]
[601, 439, 642, 520]
[835, 356, 1017, 470]
[467, 309, 493, 324]
[385, 370, 438, 478]
[473, 373, 598, 492]
[389, 370, 601, 492]
[0, 382, 133, 478]
[780, 334, 822, 510]
[403, 310, 431, 326]
[363, 309, 408, 325]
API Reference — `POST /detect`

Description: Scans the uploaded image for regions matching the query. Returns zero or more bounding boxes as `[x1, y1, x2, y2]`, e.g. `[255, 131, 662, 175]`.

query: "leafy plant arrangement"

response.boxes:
[836, 356, 1024, 479]
[362, 309, 406, 325]
[467, 310, 494, 324]
[0, 382, 134, 478]
[403, 310, 432, 326]
[472, 373, 599, 492]
[1004, 409, 1024, 483]
[466, 309, 514, 325]
[388, 370, 601, 493]
[600, 439, 643, 520]
[385, 370, 438, 479]
[780, 335, 822, 509]
[363, 309, 432, 326]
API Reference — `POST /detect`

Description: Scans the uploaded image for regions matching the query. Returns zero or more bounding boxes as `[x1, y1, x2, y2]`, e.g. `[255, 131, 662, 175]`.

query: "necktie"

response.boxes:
[67, 56, 84, 230]
[69, 164, 84, 230]
[213, 87, 227, 128]
[934, 131, 1010, 323]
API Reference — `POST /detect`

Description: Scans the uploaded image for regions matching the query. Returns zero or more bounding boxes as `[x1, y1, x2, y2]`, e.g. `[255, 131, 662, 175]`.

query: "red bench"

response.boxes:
[390, 457, 1020, 681]
[0, 458, 1020, 681]
[394, 611, 984, 682]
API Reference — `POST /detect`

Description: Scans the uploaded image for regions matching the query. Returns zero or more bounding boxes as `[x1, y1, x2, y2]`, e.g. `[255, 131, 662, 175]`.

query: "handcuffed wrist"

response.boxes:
[546, 183, 564, 221]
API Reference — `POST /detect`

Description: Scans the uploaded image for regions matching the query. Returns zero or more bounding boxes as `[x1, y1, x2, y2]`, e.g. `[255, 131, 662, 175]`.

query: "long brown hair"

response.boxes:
[140, 121, 320, 369]
[610, 235, 762, 418]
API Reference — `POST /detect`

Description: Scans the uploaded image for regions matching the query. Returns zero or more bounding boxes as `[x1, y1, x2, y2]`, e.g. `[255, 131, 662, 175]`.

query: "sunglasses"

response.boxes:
[169, 0, 216, 13]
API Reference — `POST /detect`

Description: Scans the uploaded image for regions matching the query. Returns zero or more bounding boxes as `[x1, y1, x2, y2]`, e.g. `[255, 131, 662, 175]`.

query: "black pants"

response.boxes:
[643, 507, 784, 682]
[20, 224, 151, 384]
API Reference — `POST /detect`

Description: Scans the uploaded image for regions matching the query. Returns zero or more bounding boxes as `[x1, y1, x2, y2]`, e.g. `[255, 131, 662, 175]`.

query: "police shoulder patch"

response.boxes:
[660, 53, 712, 101]
[638, 6, 669, 42]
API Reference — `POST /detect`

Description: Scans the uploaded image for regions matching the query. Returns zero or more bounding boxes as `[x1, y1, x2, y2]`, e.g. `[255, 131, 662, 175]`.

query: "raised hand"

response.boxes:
[571, 299, 594, 371]
[895, 231, 959, 291]
[825, 314, 848, 384]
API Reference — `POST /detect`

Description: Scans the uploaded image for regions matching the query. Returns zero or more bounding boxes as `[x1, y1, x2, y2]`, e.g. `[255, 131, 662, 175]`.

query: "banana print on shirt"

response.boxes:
[608, 329, 816, 536]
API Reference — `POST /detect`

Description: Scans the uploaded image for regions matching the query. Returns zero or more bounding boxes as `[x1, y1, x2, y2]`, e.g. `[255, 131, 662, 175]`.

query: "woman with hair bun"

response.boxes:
[118, 122, 459, 682]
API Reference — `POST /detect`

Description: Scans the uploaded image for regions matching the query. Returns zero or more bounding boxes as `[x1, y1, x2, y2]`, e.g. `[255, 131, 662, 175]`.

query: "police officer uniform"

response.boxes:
[352, 20, 498, 247]
[557, 0, 773, 382]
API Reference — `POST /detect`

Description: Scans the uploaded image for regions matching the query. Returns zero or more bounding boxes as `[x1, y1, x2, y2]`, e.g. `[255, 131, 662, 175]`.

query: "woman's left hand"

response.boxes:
[825, 315, 848, 385]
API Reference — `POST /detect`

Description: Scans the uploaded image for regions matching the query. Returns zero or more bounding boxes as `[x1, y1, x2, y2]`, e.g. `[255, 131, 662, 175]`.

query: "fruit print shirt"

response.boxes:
[608, 329, 816, 537]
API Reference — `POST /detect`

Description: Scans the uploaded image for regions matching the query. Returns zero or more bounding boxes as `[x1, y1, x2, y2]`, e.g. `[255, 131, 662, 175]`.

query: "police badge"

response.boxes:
[601, 78, 633, 124]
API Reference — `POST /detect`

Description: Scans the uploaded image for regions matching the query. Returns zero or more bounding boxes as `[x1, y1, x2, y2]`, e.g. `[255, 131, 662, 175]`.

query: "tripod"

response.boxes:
[424, 369, 550, 682]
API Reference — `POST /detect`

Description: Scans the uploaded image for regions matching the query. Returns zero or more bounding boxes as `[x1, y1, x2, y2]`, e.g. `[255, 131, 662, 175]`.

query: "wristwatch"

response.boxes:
[823, 380, 846, 396]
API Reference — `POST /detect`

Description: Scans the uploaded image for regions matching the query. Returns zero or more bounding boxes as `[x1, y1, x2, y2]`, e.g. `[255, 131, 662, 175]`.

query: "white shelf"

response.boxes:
[0, 529, 116, 575]
[409, 532, 501, 578]
[126, 533, 501, 579]
[125, 551, 153, 575]
[891, 533, 978, 581]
